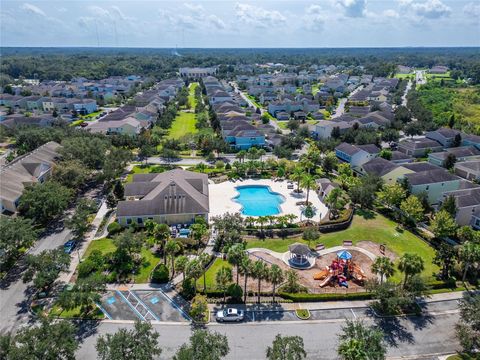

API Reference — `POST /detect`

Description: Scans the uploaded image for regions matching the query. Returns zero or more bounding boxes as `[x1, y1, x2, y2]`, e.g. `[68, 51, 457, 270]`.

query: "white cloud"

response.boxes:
[463, 2, 480, 18]
[208, 14, 227, 30]
[383, 9, 400, 19]
[335, 0, 367, 18]
[87, 5, 111, 19]
[21, 3, 46, 17]
[235, 3, 287, 28]
[303, 5, 326, 31]
[411, 0, 451, 19]
[157, 4, 228, 32]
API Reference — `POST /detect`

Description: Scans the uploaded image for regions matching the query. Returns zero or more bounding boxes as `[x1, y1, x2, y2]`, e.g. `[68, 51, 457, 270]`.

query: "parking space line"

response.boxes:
[128, 291, 160, 321]
[96, 302, 112, 320]
[116, 290, 146, 321]
[157, 289, 191, 321]
[350, 308, 357, 319]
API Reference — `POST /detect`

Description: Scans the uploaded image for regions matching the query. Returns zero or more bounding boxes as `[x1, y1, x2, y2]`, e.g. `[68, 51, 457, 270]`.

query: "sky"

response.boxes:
[1, 0, 479, 48]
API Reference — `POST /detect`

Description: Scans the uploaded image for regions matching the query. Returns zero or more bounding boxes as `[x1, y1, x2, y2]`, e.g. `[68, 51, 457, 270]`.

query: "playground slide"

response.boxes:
[319, 275, 333, 288]
[313, 269, 329, 280]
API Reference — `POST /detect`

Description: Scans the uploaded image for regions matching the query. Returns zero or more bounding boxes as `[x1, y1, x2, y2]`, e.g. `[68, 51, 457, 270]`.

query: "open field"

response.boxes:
[124, 164, 169, 182]
[394, 73, 414, 80]
[167, 111, 198, 139]
[188, 82, 199, 109]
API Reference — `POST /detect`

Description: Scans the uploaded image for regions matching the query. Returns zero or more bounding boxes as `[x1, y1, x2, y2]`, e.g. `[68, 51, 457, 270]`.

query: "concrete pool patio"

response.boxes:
[208, 179, 328, 221]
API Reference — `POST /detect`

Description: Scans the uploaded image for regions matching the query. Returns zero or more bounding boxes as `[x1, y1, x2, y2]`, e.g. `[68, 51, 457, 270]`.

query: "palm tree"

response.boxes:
[371, 257, 395, 284]
[291, 165, 304, 193]
[236, 150, 247, 163]
[245, 216, 256, 228]
[227, 244, 246, 285]
[300, 174, 317, 205]
[165, 239, 181, 279]
[216, 266, 233, 303]
[268, 265, 284, 303]
[256, 216, 268, 234]
[185, 259, 203, 293]
[153, 223, 170, 265]
[190, 222, 208, 251]
[459, 241, 480, 282]
[198, 253, 211, 292]
[251, 260, 268, 303]
[238, 257, 253, 303]
[175, 255, 189, 281]
[285, 214, 297, 226]
[324, 188, 346, 219]
[398, 253, 424, 287]
[257, 148, 266, 162]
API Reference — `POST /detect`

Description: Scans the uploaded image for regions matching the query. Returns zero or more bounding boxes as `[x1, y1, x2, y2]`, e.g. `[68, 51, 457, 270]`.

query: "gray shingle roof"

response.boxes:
[405, 168, 459, 185]
[361, 158, 397, 177]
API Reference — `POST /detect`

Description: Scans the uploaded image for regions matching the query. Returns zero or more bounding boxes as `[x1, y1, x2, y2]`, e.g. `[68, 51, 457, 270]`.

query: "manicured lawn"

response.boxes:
[394, 73, 414, 80]
[277, 121, 289, 130]
[125, 164, 168, 183]
[312, 84, 319, 95]
[246, 212, 439, 282]
[50, 304, 104, 319]
[197, 258, 231, 291]
[188, 82, 199, 109]
[167, 111, 197, 139]
[245, 94, 262, 109]
[82, 237, 162, 283]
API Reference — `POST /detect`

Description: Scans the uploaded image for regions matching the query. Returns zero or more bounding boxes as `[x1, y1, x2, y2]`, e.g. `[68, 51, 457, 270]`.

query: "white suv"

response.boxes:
[216, 308, 245, 322]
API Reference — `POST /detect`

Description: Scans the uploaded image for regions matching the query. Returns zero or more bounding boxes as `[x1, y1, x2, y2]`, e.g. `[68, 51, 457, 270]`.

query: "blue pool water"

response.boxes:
[234, 185, 285, 216]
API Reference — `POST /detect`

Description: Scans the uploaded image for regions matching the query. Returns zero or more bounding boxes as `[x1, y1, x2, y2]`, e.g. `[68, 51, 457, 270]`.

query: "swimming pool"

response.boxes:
[234, 185, 285, 216]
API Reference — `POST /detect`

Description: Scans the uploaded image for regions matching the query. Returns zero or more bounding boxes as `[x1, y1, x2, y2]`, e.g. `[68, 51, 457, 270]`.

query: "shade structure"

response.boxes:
[337, 250, 352, 260]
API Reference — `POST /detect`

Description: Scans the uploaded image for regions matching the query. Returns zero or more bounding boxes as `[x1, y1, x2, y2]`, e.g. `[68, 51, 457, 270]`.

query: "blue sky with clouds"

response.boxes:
[1, 0, 479, 47]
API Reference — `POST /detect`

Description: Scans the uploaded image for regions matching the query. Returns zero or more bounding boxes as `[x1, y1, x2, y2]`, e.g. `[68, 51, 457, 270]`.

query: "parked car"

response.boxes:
[63, 240, 77, 254]
[216, 308, 244, 322]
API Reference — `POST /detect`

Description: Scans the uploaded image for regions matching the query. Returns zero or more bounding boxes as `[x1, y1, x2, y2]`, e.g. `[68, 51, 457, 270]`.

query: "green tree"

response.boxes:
[283, 269, 302, 293]
[165, 240, 182, 279]
[18, 181, 73, 225]
[433, 243, 457, 280]
[58, 273, 105, 316]
[152, 223, 170, 264]
[198, 253, 211, 292]
[0, 216, 38, 271]
[399, 195, 424, 224]
[377, 184, 407, 209]
[322, 152, 338, 175]
[458, 241, 480, 282]
[251, 260, 268, 303]
[337, 319, 386, 360]
[378, 149, 392, 160]
[455, 293, 480, 355]
[227, 243, 246, 285]
[266, 334, 307, 360]
[324, 187, 346, 219]
[398, 253, 424, 287]
[430, 210, 457, 239]
[111, 229, 144, 280]
[61, 136, 110, 169]
[0, 317, 78, 360]
[300, 174, 317, 205]
[287, 119, 299, 132]
[23, 248, 71, 293]
[238, 256, 253, 303]
[173, 329, 229, 360]
[371, 257, 395, 284]
[189, 294, 209, 323]
[442, 153, 457, 170]
[290, 165, 304, 193]
[216, 265, 233, 303]
[175, 255, 189, 281]
[440, 195, 457, 217]
[52, 159, 90, 188]
[96, 320, 161, 360]
[66, 199, 97, 238]
[268, 264, 285, 303]
[185, 259, 203, 293]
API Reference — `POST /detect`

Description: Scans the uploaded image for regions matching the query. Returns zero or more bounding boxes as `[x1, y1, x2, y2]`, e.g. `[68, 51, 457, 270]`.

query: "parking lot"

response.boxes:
[99, 290, 189, 322]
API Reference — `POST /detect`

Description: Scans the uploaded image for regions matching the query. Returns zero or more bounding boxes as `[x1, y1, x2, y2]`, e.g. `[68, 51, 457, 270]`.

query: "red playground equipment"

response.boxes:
[313, 251, 367, 288]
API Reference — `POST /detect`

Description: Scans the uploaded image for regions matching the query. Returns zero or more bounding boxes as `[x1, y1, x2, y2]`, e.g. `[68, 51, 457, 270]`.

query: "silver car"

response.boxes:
[216, 308, 244, 322]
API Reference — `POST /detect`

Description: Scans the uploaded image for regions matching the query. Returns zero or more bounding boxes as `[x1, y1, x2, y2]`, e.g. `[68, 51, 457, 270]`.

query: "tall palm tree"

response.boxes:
[236, 150, 247, 163]
[227, 244, 246, 285]
[165, 239, 181, 279]
[185, 259, 203, 293]
[153, 223, 170, 265]
[325, 188, 346, 219]
[238, 257, 253, 303]
[251, 260, 268, 303]
[175, 255, 189, 281]
[459, 241, 480, 282]
[300, 174, 317, 205]
[371, 257, 395, 284]
[257, 148, 266, 162]
[256, 216, 268, 233]
[198, 253, 211, 292]
[398, 253, 424, 287]
[216, 266, 233, 304]
[268, 265, 284, 303]
[190, 222, 207, 252]
[285, 214, 297, 226]
[291, 165, 304, 193]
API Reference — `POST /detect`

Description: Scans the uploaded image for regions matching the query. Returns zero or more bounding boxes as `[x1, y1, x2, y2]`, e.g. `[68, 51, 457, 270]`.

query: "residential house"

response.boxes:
[117, 169, 209, 226]
[461, 133, 480, 150]
[315, 120, 350, 139]
[0, 142, 61, 214]
[428, 146, 480, 167]
[440, 186, 480, 227]
[316, 178, 339, 200]
[391, 151, 414, 164]
[454, 160, 480, 181]
[179, 67, 217, 78]
[87, 116, 144, 135]
[398, 138, 443, 157]
[404, 168, 461, 204]
[73, 99, 97, 115]
[335, 142, 379, 167]
[425, 128, 461, 148]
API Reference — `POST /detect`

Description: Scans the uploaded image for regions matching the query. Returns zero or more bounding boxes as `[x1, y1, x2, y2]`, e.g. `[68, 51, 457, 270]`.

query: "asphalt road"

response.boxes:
[75, 312, 460, 359]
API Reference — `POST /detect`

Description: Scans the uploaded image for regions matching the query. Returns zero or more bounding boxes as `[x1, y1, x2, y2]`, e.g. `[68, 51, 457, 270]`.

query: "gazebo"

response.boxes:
[288, 243, 311, 267]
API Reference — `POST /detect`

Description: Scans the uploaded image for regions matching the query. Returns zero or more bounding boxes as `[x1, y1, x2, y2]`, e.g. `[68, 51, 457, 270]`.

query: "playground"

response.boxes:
[244, 245, 376, 293]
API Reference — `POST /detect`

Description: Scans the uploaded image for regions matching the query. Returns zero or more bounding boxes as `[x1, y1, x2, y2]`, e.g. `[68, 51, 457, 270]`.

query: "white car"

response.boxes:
[216, 308, 244, 322]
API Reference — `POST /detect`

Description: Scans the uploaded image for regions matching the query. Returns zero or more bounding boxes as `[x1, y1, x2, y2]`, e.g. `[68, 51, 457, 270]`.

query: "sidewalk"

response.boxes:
[58, 200, 109, 283]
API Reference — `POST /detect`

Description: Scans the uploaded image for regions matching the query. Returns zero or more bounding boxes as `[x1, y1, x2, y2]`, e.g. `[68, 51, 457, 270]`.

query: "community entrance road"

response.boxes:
[75, 310, 460, 359]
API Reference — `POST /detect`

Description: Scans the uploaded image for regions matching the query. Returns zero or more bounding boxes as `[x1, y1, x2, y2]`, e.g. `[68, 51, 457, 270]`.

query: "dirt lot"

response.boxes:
[356, 241, 397, 261]
[233, 250, 374, 294]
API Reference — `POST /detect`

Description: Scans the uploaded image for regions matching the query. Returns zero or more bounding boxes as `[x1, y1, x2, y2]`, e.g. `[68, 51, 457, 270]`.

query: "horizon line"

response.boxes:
[1, 45, 479, 49]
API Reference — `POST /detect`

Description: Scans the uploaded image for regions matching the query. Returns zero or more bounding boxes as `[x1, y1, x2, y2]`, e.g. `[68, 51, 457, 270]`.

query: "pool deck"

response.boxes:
[208, 179, 328, 221]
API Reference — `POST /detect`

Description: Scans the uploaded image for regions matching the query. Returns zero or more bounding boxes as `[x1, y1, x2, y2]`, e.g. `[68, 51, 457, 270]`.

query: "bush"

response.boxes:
[150, 264, 169, 283]
[227, 283, 243, 301]
[181, 278, 196, 300]
[107, 221, 122, 236]
[302, 228, 320, 242]
[106, 271, 117, 283]
[279, 292, 372, 302]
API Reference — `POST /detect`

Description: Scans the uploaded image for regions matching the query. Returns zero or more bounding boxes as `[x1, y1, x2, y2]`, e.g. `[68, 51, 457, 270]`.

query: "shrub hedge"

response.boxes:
[279, 292, 372, 302]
